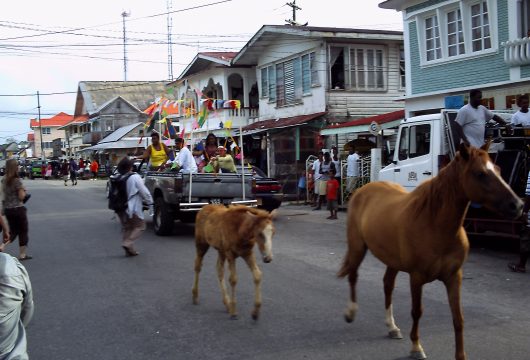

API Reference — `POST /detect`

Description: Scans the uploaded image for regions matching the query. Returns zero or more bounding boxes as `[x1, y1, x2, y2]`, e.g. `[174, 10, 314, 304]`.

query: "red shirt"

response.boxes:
[326, 178, 339, 200]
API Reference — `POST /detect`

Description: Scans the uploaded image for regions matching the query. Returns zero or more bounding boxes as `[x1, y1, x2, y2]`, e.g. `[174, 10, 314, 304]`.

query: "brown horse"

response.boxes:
[192, 205, 275, 320]
[338, 143, 523, 360]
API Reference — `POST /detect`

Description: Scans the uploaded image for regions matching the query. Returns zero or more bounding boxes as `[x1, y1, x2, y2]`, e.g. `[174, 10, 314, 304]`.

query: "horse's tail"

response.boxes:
[337, 251, 353, 278]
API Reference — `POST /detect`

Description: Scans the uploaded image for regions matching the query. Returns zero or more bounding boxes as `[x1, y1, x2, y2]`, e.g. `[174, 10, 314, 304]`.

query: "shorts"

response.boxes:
[313, 178, 321, 195]
[318, 180, 327, 196]
[4, 206, 29, 247]
[327, 200, 337, 211]
[346, 176, 358, 193]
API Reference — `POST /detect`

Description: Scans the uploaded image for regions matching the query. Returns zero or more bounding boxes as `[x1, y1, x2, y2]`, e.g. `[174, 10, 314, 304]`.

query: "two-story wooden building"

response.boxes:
[29, 112, 74, 158]
[233, 25, 405, 192]
[380, 0, 530, 114]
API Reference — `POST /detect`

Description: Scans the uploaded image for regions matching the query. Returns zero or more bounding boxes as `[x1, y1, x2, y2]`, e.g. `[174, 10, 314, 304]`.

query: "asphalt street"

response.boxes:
[3, 178, 529, 360]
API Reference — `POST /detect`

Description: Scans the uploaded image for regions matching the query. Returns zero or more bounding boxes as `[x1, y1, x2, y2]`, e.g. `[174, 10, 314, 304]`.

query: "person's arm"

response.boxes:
[141, 146, 152, 161]
[492, 114, 508, 126]
[136, 175, 153, 205]
[16, 180, 26, 202]
[0, 215, 9, 243]
[162, 143, 174, 161]
[453, 122, 470, 146]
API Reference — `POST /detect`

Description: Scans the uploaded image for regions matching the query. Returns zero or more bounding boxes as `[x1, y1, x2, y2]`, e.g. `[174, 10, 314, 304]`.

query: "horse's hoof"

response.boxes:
[192, 300, 199, 305]
[388, 329, 403, 339]
[344, 314, 354, 323]
[251, 312, 259, 321]
[230, 314, 238, 320]
[410, 350, 427, 360]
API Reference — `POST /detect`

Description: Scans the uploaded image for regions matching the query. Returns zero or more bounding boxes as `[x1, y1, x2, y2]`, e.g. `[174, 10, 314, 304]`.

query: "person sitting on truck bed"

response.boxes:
[511, 94, 530, 127]
[141, 132, 173, 171]
[210, 146, 237, 173]
[172, 137, 197, 174]
[454, 89, 511, 148]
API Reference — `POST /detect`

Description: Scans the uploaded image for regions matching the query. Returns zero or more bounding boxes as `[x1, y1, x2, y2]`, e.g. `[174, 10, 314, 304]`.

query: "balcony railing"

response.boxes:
[502, 38, 530, 66]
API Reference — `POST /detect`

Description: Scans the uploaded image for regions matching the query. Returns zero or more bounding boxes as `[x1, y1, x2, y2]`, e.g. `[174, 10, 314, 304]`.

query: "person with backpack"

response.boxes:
[109, 157, 153, 257]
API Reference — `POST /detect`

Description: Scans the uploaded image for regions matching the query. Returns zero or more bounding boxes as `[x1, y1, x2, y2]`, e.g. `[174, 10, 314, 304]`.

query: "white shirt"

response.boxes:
[455, 104, 494, 148]
[126, 173, 153, 220]
[312, 159, 322, 181]
[511, 110, 530, 126]
[347, 153, 360, 177]
[175, 146, 197, 174]
[0, 253, 34, 360]
[332, 159, 340, 178]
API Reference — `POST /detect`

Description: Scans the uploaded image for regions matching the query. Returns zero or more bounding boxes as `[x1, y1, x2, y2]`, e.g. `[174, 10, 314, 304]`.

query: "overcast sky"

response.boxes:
[0, 0, 402, 142]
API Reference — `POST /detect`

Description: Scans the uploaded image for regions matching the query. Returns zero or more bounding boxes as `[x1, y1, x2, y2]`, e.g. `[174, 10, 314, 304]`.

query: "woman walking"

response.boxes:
[0, 159, 31, 260]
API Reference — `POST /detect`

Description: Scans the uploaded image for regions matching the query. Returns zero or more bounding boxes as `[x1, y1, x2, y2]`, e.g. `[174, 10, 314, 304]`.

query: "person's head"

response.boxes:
[349, 148, 354, 155]
[329, 168, 336, 177]
[317, 151, 323, 160]
[206, 133, 217, 146]
[217, 145, 227, 156]
[331, 146, 338, 155]
[117, 157, 133, 175]
[175, 137, 184, 149]
[517, 94, 529, 111]
[151, 132, 160, 146]
[324, 152, 331, 162]
[469, 89, 483, 108]
[4, 159, 19, 183]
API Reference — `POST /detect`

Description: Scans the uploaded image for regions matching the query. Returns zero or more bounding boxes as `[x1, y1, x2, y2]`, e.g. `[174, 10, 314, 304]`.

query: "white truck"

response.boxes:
[379, 109, 528, 238]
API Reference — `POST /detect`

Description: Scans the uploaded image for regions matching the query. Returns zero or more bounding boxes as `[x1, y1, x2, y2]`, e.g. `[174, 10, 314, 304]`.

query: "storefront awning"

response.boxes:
[241, 112, 327, 134]
[320, 110, 404, 136]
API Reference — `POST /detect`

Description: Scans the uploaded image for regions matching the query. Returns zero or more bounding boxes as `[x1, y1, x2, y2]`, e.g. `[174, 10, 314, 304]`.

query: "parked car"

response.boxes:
[247, 166, 283, 212]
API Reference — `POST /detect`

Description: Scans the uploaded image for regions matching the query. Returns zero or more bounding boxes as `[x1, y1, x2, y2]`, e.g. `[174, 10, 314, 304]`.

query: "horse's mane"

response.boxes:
[228, 205, 271, 219]
[409, 152, 466, 219]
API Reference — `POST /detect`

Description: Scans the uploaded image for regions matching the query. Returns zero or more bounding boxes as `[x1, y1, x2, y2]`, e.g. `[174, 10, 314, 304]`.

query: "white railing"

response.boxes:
[502, 38, 530, 66]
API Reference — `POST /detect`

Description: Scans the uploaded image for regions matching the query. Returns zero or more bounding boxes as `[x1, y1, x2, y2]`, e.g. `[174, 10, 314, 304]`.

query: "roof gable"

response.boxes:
[75, 81, 173, 116]
[177, 52, 238, 80]
[99, 122, 144, 143]
[233, 25, 403, 65]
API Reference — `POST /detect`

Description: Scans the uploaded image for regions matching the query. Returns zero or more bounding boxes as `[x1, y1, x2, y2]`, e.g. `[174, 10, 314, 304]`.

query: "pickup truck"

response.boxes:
[144, 171, 257, 235]
[379, 109, 527, 238]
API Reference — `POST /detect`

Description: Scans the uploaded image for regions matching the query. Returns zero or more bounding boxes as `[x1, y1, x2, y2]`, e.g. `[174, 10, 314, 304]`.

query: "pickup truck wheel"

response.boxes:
[179, 212, 197, 223]
[154, 197, 173, 236]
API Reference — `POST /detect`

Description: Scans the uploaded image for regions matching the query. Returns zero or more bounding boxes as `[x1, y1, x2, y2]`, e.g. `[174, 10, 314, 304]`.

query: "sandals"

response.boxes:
[18, 255, 33, 261]
[507, 263, 526, 273]
[122, 246, 139, 257]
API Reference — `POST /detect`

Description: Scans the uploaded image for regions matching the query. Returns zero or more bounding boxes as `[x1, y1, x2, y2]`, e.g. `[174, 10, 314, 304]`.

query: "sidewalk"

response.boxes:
[277, 202, 347, 224]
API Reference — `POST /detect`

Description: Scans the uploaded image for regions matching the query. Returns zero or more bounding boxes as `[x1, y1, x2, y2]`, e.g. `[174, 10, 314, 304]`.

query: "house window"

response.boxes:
[310, 52, 319, 86]
[520, 0, 530, 38]
[260, 68, 268, 98]
[399, 46, 406, 89]
[330, 47, 345, 89]
[471, 1, 491, 52]
[42, 127, 51, 134]
[350, 47, 386, 91]
[447, 9, 465, 56]
[425, 15, 442, 61]
[302, 54, 311, 94]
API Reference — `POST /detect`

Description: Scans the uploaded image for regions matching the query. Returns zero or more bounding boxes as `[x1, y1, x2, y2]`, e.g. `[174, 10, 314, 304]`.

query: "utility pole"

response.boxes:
[285, 0, 301, 26]
[167, 0, 174, 81]
[121, 11, 130, 81]
[37, 91, 44, 160]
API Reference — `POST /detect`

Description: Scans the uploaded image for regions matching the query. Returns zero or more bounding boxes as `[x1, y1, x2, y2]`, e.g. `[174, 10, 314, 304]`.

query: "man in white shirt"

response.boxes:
[311, 152, 323, 208]
[346, 149, 360, 193]
[455, 89, 510, 148]
[511, 94, 530, 127]
[173, 138, 198, 174]
[118, 157, 154, 257]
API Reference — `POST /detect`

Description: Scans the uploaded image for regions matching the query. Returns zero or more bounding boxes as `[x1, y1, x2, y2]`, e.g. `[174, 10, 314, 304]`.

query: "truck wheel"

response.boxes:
[154, 197, 173, 236]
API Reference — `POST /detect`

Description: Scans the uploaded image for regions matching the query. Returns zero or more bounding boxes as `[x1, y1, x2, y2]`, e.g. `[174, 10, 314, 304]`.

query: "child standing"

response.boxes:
[326, 168, 339, 220]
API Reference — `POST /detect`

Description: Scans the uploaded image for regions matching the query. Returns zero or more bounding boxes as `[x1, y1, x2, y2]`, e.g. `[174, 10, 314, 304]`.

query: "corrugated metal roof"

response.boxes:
[99, 122, 144, 143]
[78, 81, 171, 115]
[242, 112, 326, 131]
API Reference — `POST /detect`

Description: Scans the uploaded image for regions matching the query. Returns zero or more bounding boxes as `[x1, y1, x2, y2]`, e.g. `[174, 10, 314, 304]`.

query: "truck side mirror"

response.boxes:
[392, 160, 397, 165]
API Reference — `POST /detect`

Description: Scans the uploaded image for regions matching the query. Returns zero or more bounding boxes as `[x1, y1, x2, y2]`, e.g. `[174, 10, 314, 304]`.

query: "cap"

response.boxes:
[218, 145, 226, 150]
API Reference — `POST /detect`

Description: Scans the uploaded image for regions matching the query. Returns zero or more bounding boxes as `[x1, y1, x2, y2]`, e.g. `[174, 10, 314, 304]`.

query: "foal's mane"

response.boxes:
[229, 205, 271, 220]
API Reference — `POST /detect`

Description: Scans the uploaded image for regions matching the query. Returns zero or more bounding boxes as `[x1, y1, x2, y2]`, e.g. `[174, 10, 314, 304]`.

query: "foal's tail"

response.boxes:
[337, 250, 354, 278]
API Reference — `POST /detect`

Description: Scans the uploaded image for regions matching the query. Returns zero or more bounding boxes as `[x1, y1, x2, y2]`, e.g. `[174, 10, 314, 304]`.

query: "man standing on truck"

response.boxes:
[455, 89, 511, 148]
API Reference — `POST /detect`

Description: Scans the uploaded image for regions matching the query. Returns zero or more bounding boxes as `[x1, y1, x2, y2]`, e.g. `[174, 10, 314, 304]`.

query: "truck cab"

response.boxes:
[380, 109, 528, 238]
[379, 112, 453, 189]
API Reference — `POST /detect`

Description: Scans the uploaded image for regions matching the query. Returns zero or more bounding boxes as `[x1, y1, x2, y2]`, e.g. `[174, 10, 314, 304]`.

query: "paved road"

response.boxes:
[4, 178, 529, 360]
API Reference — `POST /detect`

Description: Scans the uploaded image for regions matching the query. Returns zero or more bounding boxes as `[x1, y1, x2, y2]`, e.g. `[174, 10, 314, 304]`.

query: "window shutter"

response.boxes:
[302, 54, 311, 93]
[268, 66, 276, 102]
[276, 63, 285, 106]
[284, 60, 295, 105]
[293, 57, 303, 101]
[261, 68, 268, 98]
[310, 52, 319, 86]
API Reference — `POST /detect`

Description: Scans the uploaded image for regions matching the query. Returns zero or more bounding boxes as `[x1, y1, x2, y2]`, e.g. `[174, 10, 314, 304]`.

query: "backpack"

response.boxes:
[108, 173, 133, 213]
